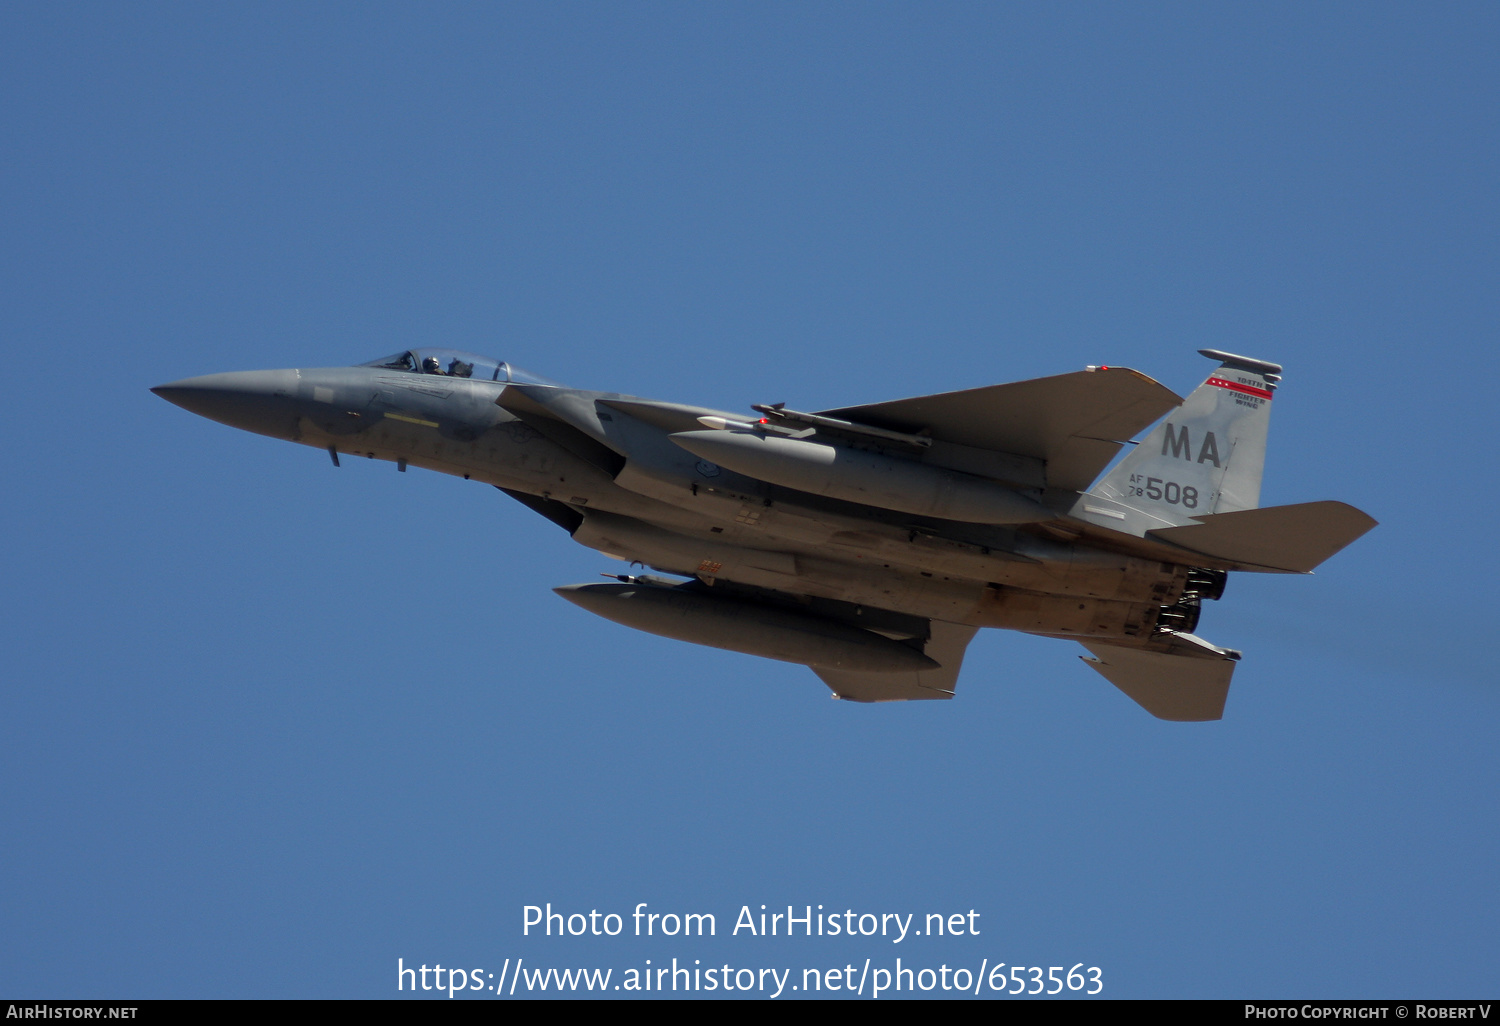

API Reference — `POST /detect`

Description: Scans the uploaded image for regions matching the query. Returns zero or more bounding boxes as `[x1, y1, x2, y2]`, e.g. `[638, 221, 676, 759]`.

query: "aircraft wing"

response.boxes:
[819, 367, 1182, 492]
[1077, 633, 1239, 721]
[813, 621, 979, 702]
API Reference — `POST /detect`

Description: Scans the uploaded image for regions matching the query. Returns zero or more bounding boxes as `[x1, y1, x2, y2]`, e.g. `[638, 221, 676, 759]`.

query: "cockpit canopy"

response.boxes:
[362, 348, 558, 386]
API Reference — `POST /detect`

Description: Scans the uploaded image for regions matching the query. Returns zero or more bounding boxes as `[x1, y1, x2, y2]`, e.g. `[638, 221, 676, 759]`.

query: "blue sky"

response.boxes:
[2, 2, 1496, 998]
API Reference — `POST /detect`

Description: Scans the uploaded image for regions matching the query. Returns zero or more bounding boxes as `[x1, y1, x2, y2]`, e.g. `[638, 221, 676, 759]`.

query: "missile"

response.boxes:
[669, 429, 1055, 525]
[554, 582, 939, 672]
[695, 415, 761, 432]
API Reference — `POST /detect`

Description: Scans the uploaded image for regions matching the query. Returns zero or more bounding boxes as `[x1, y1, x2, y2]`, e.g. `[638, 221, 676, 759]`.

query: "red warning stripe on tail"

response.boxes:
[1207, 376, 1273, 400]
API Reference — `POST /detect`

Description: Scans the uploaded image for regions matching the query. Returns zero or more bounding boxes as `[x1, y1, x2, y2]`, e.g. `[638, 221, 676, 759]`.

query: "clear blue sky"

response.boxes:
[3, 2, 1496, 999]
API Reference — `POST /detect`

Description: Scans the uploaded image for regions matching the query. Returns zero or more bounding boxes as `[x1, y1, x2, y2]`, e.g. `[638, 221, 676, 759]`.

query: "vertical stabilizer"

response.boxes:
[1090, 350, 1280, 518]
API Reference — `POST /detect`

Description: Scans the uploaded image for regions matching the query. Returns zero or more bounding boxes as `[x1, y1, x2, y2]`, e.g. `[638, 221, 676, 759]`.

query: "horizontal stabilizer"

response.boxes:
[1147, 501, 1377, 573]
[814, 622, 978, 703]
[1079, 638, 1237, 721]
[820, 367, 1182, 492]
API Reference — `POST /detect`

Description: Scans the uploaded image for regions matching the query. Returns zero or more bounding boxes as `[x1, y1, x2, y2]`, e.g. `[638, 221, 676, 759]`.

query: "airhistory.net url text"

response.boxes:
[397, 957, 1104, 997]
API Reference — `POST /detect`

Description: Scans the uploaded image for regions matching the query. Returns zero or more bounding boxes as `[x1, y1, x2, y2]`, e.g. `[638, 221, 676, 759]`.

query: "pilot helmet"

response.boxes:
[422, 356, 441, 373]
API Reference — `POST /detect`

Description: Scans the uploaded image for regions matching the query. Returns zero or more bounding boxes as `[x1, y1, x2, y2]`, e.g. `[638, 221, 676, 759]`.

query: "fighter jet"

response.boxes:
[152, 349, 1374, 720]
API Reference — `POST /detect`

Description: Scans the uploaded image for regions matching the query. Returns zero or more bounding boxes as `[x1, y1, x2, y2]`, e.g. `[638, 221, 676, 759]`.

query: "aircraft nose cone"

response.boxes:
[152, 369, 302, 439]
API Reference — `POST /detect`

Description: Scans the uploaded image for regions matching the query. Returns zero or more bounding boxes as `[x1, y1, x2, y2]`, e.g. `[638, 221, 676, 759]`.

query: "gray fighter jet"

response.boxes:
[153, 349, 1374, 720]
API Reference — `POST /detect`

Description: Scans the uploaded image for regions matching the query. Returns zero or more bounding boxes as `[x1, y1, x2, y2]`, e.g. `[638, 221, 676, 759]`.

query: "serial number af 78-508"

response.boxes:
[1126, 474, 1201, 508]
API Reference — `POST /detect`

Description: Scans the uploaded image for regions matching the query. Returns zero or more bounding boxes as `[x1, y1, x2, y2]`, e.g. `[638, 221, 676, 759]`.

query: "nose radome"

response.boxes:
[151, 369, 302, 439]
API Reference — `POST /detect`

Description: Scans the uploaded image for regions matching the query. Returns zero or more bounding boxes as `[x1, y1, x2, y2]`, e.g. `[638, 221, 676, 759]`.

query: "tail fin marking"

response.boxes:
[1088, 350, 1280, 523]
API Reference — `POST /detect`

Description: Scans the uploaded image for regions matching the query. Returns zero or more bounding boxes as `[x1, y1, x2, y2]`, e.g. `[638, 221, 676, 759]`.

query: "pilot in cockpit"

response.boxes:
[422, 356, 443, 374]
